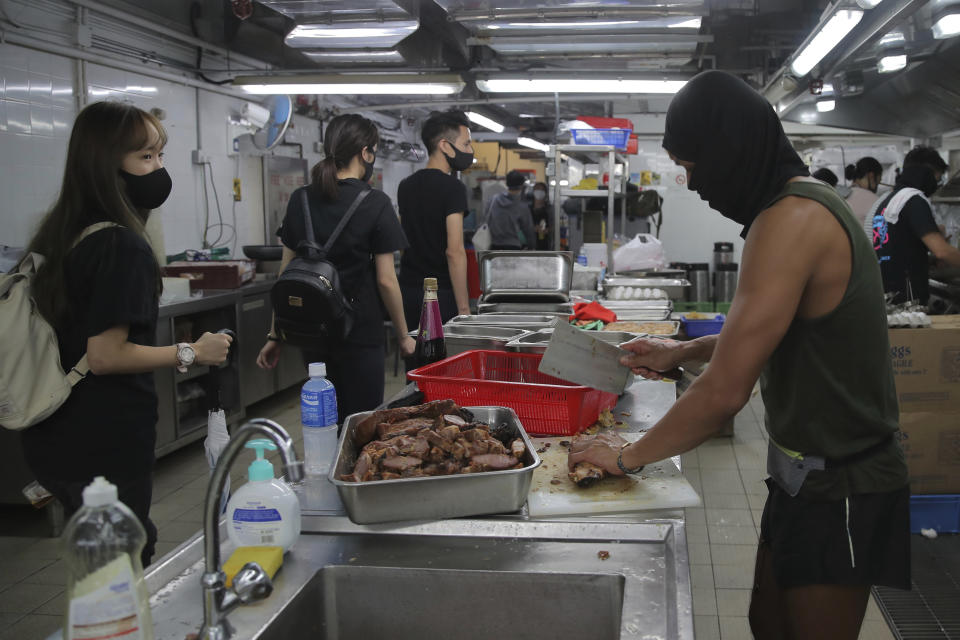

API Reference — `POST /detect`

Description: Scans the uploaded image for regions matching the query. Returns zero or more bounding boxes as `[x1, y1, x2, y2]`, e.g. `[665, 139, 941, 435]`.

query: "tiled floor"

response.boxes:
[684, 390, 895, 640]
[0, 371, 896, 639]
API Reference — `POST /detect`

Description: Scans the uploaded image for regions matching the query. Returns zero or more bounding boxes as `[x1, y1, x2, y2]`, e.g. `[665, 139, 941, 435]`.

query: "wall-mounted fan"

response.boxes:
[230, 95, 293, 154]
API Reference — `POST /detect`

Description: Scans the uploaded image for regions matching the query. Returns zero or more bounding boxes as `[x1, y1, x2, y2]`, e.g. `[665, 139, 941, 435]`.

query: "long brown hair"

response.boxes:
[310, 114, 379, 201]
[27, 101, 167, 328]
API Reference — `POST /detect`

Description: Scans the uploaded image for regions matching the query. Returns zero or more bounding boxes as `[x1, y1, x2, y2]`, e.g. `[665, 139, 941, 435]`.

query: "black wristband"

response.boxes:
[617, 443, 645, 475]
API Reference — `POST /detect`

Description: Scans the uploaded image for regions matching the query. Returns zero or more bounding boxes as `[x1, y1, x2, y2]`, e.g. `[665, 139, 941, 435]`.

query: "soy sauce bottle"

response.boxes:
[414, 277, 447, 367]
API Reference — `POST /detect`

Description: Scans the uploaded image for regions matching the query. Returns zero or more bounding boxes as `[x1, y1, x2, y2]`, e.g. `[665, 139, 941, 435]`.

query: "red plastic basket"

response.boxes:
[407, 350, 618, 436]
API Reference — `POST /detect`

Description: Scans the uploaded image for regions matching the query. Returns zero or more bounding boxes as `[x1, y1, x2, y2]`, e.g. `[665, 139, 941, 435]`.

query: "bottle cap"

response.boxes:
[246, 439, 278, 482]
[82, 476, 118, 507]
[423, 277, 438, 291]
[309, 362, 326, 377]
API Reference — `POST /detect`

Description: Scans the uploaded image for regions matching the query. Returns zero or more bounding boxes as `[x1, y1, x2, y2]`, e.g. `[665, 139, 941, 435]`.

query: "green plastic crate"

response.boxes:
[716, 302, 732, 314]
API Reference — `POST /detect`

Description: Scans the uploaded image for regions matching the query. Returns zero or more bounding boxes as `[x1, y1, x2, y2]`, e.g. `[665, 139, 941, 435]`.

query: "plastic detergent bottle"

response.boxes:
[301, 362, 338, 475]
[62, 476, 153, 640]
[226, 439, 301, 552]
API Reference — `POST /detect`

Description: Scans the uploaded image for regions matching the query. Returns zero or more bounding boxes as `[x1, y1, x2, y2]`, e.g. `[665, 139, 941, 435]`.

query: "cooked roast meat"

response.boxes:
[489, 421, 514, 445]
[342, 401, 527, 482]
[569, 462, 607, 488]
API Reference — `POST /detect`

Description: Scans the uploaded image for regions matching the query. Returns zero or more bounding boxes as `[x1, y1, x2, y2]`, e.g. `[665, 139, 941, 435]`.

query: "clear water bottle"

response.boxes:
[576, 247, 588, 266]
[301, 362, 338, 476]
[62, 477, 153, 640]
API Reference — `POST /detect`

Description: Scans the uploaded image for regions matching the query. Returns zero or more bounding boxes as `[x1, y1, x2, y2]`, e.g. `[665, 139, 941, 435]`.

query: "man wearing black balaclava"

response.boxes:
[568, 71, 910, 639]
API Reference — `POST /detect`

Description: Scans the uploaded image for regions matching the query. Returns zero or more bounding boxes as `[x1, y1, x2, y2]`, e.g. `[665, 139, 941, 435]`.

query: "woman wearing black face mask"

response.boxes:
[257, 113, 413, 422]
[21, 102, 233, 569]
[568, 71, 911, 640]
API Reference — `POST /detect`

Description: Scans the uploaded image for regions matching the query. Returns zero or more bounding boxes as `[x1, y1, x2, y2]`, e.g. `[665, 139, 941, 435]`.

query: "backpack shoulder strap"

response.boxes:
[71, 222, 121, 250]
[66, 357, 89, 386]
[299, 189, 317, 246]
[322, 189, 371, 253]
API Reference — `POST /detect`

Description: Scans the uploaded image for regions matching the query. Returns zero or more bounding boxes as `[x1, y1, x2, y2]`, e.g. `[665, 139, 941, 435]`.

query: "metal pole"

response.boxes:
[607, 149, 615, 274]
[553, 145, 562, 251]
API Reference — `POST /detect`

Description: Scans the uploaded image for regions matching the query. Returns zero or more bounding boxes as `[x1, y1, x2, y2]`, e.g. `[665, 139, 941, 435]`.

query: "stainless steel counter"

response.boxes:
[122, 379, 693, 640]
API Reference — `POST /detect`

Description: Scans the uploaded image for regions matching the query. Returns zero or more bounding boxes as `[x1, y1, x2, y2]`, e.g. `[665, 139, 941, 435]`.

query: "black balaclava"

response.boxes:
[662, 70, 809, 236]
[120, 167, 172, 210]
[896, 164, 939, 197]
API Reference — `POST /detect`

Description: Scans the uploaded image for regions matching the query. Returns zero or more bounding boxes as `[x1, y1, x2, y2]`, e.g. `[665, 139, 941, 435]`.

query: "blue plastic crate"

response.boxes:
[571, 128, 631, 150]
[909, 495, 960, 534]
[681, 314, 725, 338]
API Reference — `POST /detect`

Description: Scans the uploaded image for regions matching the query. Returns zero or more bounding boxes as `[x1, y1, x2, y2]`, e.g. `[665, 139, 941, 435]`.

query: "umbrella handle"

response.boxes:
[217, 329, 237, 368]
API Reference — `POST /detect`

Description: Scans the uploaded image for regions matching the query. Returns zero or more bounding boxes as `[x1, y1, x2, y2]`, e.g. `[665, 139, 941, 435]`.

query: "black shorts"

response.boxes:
[760, 478, 911, 590]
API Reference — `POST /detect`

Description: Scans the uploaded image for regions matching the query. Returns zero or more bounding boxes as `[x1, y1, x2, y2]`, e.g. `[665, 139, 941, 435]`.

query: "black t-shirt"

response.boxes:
[871, 192, 938, 304]
[280, 179, 408, 346]
[397, 168, 468, 289]
[21, 226, 159, 481]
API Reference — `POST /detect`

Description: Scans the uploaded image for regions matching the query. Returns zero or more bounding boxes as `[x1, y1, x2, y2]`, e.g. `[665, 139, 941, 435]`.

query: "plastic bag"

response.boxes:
[612, 233, 666, 271]
[472, 223, 492, 251]
[205, 409, 231, 514]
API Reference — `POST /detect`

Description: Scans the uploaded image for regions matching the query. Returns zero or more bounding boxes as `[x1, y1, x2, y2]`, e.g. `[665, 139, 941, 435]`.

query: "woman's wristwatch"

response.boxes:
[175, 343, 196, 373]
[617, 442, 645, 475]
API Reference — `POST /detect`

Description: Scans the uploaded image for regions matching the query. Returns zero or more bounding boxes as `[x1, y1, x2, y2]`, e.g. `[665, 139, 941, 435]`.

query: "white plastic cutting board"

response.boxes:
[526, 435, 701, 517]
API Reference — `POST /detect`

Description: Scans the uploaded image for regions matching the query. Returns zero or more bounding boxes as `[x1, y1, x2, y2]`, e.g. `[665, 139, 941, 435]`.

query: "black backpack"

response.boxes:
[271, 187, 370, 348]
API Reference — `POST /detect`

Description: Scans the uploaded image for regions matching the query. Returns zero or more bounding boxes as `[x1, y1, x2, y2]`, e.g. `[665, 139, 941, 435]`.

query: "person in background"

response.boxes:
[568, 70, 910, 640]
[257, 114, 415, 421]
[867, 147, 960, 305]
[481, 170, 537, 250]
[20, 102, 233, 568]
[812, 167, 839, 188]
[397, 111, 473, 327]
[530, 181, 551, 249]
[845, 157, 884, 224]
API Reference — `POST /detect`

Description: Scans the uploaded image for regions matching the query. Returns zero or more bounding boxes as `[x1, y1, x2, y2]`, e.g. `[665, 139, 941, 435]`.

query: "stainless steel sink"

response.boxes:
[258, 566, 624, 640]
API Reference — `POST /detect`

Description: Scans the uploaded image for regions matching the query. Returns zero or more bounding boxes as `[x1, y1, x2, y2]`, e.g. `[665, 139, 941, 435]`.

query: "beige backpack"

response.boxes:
[0, 222, 119, 430]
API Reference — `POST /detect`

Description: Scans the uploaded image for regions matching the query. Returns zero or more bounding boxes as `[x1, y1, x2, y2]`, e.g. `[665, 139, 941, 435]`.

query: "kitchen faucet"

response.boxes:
[197, 419, 304, 640]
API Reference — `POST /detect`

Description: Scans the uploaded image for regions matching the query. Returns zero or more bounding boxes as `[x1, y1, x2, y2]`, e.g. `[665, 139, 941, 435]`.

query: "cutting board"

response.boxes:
[526, 435, 701, 517]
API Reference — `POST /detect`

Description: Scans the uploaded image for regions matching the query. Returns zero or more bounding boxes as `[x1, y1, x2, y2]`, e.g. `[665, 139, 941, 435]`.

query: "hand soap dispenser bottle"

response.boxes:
[226, 439, 301, 552]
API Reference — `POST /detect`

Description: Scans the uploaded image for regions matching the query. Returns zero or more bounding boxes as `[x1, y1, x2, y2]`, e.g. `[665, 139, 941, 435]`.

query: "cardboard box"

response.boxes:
[888, 316, 960, 413]
[897, 411, 960, 494]
[162, 260, 255, 290]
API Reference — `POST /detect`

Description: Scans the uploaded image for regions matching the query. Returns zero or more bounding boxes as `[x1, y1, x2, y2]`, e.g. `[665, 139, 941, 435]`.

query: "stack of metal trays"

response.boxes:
[506, 328, 644, 354]
[446, 314, 559, 332]
[602, 276, 690, 301]
[479, 251, 573, 302]
[596, 299, 673, 321]
[410, 324, 532, 357]
[477, 301, 573, 316]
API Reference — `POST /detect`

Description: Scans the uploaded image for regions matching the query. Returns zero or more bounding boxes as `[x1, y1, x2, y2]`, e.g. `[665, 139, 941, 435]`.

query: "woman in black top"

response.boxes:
[257, 114, 414, 422]
[21, 102, 232, 567]
[529, 181, 551, 250]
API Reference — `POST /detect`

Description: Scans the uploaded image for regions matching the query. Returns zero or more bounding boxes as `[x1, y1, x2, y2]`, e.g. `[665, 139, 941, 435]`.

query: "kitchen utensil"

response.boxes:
[602, 276, 690, 301]
[713, 241, 734, 267]
[526, 435, 701, 517]
[538, 322, 634, 395]
[479, 251, 573, 302]
[329, 406, 540, 524]
[714, 263, 739, 302]
[686, 263, 711, 302]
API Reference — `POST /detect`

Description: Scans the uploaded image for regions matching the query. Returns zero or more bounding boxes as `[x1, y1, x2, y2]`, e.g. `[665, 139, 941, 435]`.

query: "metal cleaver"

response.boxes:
[538, 322, 681, 394]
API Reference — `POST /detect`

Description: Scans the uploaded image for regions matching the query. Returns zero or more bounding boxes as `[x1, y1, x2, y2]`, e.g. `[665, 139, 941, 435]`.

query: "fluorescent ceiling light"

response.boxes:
[855, 0, 881, 8]
[821, 82, 834, 94]
[477, 78, 686, 94]
[517, 137, 549, 152]
[235, 74, 464, 96]
[668, 18, 702, 29]
[481, 16, 701, 31]
[879, 31, 906, 46]
[932, 10, 960, 39]
[285, 20, 418, 48]
[518, 113, 541, 118]
[790, 9, 864, 77]
[877, 53, 907, 73]
[465, 111, 505, 133]
[303, 50, 404, 64]
[816, 99, 836, 112]
[800, 111, 818, 123]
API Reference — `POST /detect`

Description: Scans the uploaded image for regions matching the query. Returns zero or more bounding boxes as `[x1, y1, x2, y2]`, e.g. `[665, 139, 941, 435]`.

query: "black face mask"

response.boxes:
[362, 153, 376, 183]
[120, 167, 172, 210]
[441, 140, 474, 172]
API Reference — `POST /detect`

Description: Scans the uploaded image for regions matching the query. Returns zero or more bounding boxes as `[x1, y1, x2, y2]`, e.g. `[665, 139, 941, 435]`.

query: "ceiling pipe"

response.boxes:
[346, 93, 659, 112]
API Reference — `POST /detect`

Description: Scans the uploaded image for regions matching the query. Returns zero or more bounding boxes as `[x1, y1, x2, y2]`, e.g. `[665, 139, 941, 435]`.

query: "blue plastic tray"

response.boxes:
[910, 494, 960, 534]
[681, 314, 725, 338]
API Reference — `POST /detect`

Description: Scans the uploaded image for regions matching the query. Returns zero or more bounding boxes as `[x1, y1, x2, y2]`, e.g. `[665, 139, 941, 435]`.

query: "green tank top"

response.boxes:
[760, 181, 907, 499]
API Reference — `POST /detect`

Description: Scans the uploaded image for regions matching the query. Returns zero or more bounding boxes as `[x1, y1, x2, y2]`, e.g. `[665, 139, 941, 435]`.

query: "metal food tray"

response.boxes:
[329, 406, 541, 524]
[479, 251, 573, 302]
[597, 299, 675, 309]
[408, 325, 531, 357]
[603, 277, 690, 301]
[603, 320, 681, 338]
[477, 301, 573, 316]
[506, 329, 645, 354]
[447, 314, 559, 330]
[610, 308, 672, 321]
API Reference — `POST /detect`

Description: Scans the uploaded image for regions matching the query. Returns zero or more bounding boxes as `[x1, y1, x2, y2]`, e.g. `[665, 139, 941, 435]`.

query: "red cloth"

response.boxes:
[568, 301, 617, 324]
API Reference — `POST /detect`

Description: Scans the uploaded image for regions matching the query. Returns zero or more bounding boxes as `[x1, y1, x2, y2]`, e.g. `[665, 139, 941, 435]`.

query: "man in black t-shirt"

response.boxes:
[869, 151, 960, 304]
[397, 111, 473, 328]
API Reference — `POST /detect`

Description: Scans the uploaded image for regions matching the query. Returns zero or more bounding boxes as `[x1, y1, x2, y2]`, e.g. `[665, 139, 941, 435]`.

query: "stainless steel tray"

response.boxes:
[602, 320, 681, 338]
[447, 314, 559, 330]
[506, 329, 645, 354]
[477, 301, 573, 316]
[597, 299, 675, 309]
[610, 308, 672, 321]
[479, 251, 573, 302]
[603, 277, 690, 301]
[408, 325, 530, 357]
[329, 406, 541, 524]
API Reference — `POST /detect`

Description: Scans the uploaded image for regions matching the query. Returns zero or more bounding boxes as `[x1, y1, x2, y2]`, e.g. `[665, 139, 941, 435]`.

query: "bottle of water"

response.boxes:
[63, 477, 153, 640]
[301, 362, 338, 476]
[576, 247, 588, 266]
